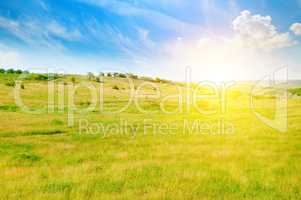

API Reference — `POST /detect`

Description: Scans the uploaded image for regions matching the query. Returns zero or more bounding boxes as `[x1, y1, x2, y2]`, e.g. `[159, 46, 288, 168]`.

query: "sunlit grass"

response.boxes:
[0, 75, 300, 199]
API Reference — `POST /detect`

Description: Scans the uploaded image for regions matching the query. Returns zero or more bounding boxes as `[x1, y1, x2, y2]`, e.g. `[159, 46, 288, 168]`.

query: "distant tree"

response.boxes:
[15, 69, 22, 74]
[51, 73, 60, 80]
[107, 72, 112, 77]
[96, 77, 101, 83]
[71, 77, 76, 83]
[113, 72, 119, 77]
[155, 77, 161, 83]
[6, 69, 15, 74]
[118, 73, 127, 78]
[87, 72, 94, 81]
[154, 77, 171, 84]
[99, 72, 105, 77]
[0, 68, 5, 73]
[127, 73, 138, 79]
[140, 76, 154, 82]
[35, 74, 48, 80]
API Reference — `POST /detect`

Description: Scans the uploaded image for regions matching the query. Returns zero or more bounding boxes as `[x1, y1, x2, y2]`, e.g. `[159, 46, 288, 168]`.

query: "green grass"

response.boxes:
[0, 74, 300, 199]
[289, 87, 301, 96]
[0, 104, 19, 112]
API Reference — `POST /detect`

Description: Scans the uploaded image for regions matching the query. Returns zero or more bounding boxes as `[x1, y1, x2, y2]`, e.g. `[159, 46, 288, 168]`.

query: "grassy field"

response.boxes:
[0, 73, 301, 199]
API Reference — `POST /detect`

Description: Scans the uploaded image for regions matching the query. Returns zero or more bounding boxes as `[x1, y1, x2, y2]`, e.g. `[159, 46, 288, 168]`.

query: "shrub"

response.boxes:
[96, 77, 102, 83]
[155, 77, 172, 84]
[24, 130, 63, 136]
[14, 153, 41, 162]
[140, 76, 154, 82]
[289, 88, 301, 96]
[0, 104, 19, 112]
[107, 73, 112, 77]
[6, 68, 15, 74]
[35, 74, 48, 80]
[127, 73, 138, 79]
[71, 77, 76, 83]
[118, 73, 127, 78]
[5, 81, 15, 87]
[51, 119, 64, 126]
[113, 85, 119, 90]
[155, 77, 161, 82]
[15, 69, 22, 74]
[27, 74, 55, 81]
[87, 72, 94, 80]
[80, 101, 91, 106]
[0, 68, 28, 74]
[24, 73, 60, 81]
[21, 84, 25, 89]
[48, 73, 60, 80]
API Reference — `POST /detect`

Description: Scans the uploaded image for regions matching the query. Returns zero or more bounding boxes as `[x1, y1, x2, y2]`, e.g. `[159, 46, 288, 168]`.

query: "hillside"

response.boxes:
[0, 72, 301, 199]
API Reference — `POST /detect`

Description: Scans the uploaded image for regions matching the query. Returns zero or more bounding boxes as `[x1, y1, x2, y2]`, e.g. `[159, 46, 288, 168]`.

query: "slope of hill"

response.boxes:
[0, 72, 301, 199]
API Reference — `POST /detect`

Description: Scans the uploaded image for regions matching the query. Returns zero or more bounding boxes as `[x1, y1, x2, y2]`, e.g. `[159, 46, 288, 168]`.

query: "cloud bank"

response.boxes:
[233, 10, 296, 50]
[290, 23, 301, 36]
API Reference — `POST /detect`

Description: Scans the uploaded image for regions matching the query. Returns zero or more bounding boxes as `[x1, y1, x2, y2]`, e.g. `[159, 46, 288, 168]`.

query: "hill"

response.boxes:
[0, 71, 301, 199]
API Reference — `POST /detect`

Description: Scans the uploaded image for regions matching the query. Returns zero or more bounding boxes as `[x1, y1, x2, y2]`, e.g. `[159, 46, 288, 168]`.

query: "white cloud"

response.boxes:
[79, 0, 200, 34]
[290, 23, 301, 36]
[36, 0, 49, 11]
[0, 16, 82, 50]
[147, 10, 301, 81]
[232, 10, 296, 50]
[47, 21, 82, 41]
[135, 26, 155, 48]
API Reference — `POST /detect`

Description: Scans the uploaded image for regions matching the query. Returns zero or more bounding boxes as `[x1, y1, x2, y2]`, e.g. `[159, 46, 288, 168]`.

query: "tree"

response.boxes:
[107, 72, 112, 77]
[87, 72, 94, 81]
[155, 77, 161, 83]
[6, 69, 15, 74]
[71, 77, 76, 83]
[118, 73, 127, 78]
[15, 69, 22, 74]
[127, 73, 138, 79]
[99, 72, 105, 77]
[96, 77, 102, 83]
[0, 68, 5, 73]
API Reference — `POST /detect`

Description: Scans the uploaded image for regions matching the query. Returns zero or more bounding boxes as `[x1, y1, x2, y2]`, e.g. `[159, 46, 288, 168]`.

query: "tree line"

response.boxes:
[0, 68, 29, 74]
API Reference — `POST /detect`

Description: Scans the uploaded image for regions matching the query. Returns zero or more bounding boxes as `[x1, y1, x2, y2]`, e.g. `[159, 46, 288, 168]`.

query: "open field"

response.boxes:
[0, 73, 301, 199]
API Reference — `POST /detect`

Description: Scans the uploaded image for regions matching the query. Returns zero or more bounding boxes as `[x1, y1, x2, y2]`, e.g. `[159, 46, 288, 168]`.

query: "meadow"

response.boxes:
[0, 72, 301, 199]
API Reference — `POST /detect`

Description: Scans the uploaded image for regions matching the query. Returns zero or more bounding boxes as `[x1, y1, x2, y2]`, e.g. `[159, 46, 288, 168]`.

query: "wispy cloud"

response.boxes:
[0, 16, 82, 50]
[78, 0, 200, 34]
[35, 0, 49, 11]
[47, 21, 82, 41]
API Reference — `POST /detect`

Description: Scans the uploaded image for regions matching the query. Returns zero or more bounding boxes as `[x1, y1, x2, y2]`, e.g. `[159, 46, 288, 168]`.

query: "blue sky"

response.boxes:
[0, 0, 301, 80]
